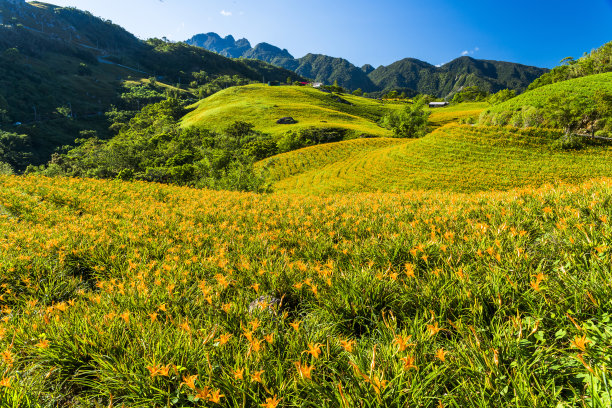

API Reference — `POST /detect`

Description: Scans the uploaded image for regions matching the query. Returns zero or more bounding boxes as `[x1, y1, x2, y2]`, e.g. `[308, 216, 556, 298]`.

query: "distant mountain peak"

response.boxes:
[185, 31, 548, 96]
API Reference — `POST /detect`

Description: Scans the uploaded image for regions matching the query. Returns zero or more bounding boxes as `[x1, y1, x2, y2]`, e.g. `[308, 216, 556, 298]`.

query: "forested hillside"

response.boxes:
[0, 1, 301, 169]
[187, 32, 548, 96]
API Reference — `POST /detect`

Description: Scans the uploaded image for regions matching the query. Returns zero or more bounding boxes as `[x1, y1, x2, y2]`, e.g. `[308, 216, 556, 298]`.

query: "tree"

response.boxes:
[452, 86, 488, 103]
[380, 100, 431, 138]
[224, 121, 255, 141]
[287, 76, 292, 85]
[488, 89, 516, 105]
[56, 105, 72, 118]
[352, 88, 363, 96]
[544, 93, 587, 134]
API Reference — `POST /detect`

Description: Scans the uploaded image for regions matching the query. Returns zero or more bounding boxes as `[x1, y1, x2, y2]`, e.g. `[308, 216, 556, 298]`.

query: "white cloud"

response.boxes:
[220, 10, 232, 17]
[461, 47, 480, 57]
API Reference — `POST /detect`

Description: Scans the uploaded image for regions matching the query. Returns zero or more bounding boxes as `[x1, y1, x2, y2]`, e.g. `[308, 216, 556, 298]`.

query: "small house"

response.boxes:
[312, 82, 324, 89]
[429, 102, 449, 108]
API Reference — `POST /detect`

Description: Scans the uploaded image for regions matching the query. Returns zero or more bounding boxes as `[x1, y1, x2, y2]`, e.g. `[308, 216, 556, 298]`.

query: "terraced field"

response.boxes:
[257, 137, 411, 182]
[181, 84, 405, 138]
[428, 102, 488, 128]
[263, 124, 612, 194]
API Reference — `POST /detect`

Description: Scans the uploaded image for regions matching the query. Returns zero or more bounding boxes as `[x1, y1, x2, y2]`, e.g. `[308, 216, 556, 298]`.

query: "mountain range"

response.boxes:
[187, 33, 549, 97]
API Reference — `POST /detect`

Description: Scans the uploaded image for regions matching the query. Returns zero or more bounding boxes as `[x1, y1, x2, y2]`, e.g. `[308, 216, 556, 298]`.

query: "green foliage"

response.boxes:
[352, 88, 363, 96]
[528, 41, 612, 90]
[452, 86, 489, 103]
[119, 83, 165, 110]
[380, 100, 431, 138]
[481, 73, 612, 136]
[488, 89, 516, 105]
[0, 161, 13, 175]
[277, 127, 347, 153]
[0, 130, 32, 170]
[39, 99, 274, 192]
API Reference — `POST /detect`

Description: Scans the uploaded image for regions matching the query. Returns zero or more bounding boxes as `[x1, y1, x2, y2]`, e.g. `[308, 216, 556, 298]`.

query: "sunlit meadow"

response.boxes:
[0, 175, 610, 407]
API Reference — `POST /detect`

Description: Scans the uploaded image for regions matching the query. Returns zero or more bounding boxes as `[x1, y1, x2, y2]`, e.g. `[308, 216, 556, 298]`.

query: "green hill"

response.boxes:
[260, 123, 612, 194]
[368, 57, 548, 98]
[181, 84, 404, 138]
[528, 41, 612, 90]
[480, 72, 612, 129]
[0, 1, 301, 169]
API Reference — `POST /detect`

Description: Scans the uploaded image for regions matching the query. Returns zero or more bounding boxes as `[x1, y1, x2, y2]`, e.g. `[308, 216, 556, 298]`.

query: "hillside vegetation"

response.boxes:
[0, 175, 611, 407]
[187, 33, 548, 96]
[0, 1, 301, 169]
[262, 124, 612, 194]
[182, 84, 404, 139]
[528, 41, 612, 90]
[480, 72, 612, 133]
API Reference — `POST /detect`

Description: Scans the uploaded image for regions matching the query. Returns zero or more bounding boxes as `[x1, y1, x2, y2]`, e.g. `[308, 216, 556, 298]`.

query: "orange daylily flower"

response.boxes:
[304, 343, 323, 359]
[570, 334, 591, 351]
[181, 374, 198, 390]
[295, 361, 315, 380]
[260, 395, 281, 408]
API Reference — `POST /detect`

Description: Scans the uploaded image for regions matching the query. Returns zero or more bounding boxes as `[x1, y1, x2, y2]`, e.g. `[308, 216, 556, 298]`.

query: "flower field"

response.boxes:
[0, 175, 611, 407]
[265, 124, 612, 194]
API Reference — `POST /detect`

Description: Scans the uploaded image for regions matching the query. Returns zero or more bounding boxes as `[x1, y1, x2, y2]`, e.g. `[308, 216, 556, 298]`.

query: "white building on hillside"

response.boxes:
[429, 102, 449, 108]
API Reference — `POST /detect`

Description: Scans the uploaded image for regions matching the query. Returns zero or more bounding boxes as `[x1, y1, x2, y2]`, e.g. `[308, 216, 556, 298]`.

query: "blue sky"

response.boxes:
[43, 0, 612, 68]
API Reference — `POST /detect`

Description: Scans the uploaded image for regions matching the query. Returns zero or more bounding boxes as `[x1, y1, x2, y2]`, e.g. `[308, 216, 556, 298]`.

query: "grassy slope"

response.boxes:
[181, 84, 404, 138]
[428, 102, 488, 128]
[264, 124, 612, 194]
[257, 137, 411, 182]
[485, 72, 612, 114]
[0, 175, 611, 406]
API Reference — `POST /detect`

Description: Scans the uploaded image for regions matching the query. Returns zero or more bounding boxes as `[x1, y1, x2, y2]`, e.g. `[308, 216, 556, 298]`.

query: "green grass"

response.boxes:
[181, 84, 403, 138]
[0, 174, 611, 407]
[262, 124, 612, 194]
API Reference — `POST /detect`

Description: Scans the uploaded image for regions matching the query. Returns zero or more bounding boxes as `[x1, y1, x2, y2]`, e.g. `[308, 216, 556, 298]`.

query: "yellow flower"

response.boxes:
[36, 339, 50, 349]
[0, 377, 10, 388]
[295, 361, 315, 380]
[435, 348, 447, 362]
[181, 374, 198, 390]
[208, 389, 224, 404]
[216, 333, 232, 345]
[289, 320, 301, 332]
[194, 386, 211, 400]
[570, 334, 591, 351]
[233, 368, 244, 380]
[427, 322, 442, 336]
[304, 343, 323, 359]
[339, 339, 355, 353]
[260, 395, 281, 408]
[251, 370, 264, 383]
[393, 335, 415, 352]
[401, 355, 418, 371]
